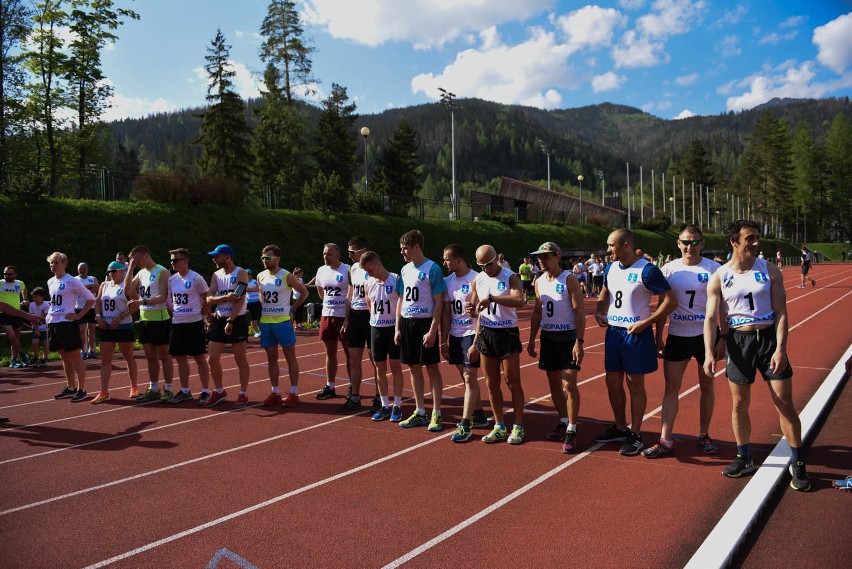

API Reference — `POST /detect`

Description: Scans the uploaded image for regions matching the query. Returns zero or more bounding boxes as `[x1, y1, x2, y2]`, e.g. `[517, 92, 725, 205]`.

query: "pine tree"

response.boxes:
[196, 29, 252, 192]
[791, 121, 818, 241]
[250, 63, 309, 208]
[259, 0, 315, 103]
[0, 0, 32, 190]
[374, 117, 422, 217]
[824, 113, 852, 241]
[313, 83, 357, 191]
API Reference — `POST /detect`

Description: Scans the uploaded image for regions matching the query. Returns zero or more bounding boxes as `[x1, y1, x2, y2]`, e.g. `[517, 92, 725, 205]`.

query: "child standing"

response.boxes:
[29, 287, 50, 367]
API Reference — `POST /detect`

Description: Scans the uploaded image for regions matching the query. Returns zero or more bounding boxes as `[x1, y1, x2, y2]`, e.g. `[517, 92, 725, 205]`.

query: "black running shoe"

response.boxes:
[370, 394, 382, 414]
[619, 430, 644, 456]
[642, 440, 673, 459]
[789, 461, 811, 491]
[316, 385, 336, 400]
[472, 410, 490, 428]
[54, 387, 77, 400]
[336, 395, 362, 412]
[723, 455, 757, 478]
[70, 389, 88, 402]
[546, 422, 568, 441]
[593, 424, 630, 443]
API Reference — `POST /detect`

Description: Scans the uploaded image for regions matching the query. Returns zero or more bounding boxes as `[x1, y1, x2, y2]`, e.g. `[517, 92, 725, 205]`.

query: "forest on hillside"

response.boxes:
[2, 1, 850, 241]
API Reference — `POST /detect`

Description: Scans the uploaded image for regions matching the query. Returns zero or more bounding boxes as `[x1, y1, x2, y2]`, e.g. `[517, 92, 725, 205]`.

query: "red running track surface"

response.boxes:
[1, 264, 850, 568]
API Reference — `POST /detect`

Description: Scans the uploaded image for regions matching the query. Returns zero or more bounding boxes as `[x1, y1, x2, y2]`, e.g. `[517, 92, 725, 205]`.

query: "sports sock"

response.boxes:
[215, 388, 224, 394]
[560, 417, 569, 424]
[289, 386, 299, 394]
[149, 382, 158, 391]
[791, 446, 803, 462]
[239, 390, 246, 396]
[461, 418, 472, 427]
[326, 382, 334, 389]
[201, 388, 209, 394]
[164, 383, 172, 392]
[660, 437, 673, 447]
[737, 444, 751, 460]
[271, 387, 280, 394]
[380, 395, 389, 407]
[181, 388, 189, 394]
[393, 396, 402, 407]
[416, 408, 426, 416]
[568, 423, 577, 432]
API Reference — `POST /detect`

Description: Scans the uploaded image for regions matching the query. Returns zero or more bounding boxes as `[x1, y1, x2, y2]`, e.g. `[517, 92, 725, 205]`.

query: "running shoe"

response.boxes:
[472, 410, 490, 428]
[136, 388, 161, 402]
[370, 394, 382, 414]
[594, 424, 630, 443]
[482, 425, 509, 443]
[697, 434, 720, 455]
[54, 386, 77, 400]
[91, 391, 110, 404]
[262, 392, 282, 406]
[618, 430, 644, 456]
[508, 425, 525, 445]
[723, 455, 757, 478]
[253, 332, 261, 337]
[389, 405, 403, 422]
[70, 389, 88, 402]
[337, 395, 362, 412]
[128, 387, 141, 399]
[642, 440, 673, 459]
[198, 391, 211, 406]
[168, 390, 193, 404]
[88, 350, 97, 359]
[282, 393, 300, 408]
[400, 411, 429, 428]
[159, 389, 174, 403]
[451, 424, 472, 443]
[234, 393, 249, 407]
[81, 350, 88, 360]
[428, 410, 443, 432]
[789, 461, 811, 491]
[20, 354, 30, 367]
[39, 358, 48, 367]
[205, 390, 228, 407]
[316, 385, 336, 400]
[8, 356, 19, 368]
[372, 406, 392, 421]
[562, 430, 577, 454]
[547, 422, 568, 441]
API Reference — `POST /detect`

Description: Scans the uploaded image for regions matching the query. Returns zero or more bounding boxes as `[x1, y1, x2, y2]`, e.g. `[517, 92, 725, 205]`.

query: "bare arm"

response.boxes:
[595, 285, 610, 327]
[567, 275, 585, 365]
[288, 273, 309, 310]
[527, 278, 542, 357]
[768, 262, 789, 374]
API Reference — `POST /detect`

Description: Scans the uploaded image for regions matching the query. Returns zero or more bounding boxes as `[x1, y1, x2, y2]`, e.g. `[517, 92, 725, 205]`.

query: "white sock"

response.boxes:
[393, 396, 402, 407]
[326, 382, 335, 389]
[381, 395, 389, 407]
[271, 387, 280, 394]
[239, 390, 246, 396]
[149, 382, 158, 391]
[215, 388, 224, 394]
[164, 383, 172, 391]
[416, 408, 426, 416]
[568, 423, 577, 432]
[560, 417, 569, 425]
[289, 386, 299, 394]
[181, 388, 189, 394]
[201, 388, 209, 394]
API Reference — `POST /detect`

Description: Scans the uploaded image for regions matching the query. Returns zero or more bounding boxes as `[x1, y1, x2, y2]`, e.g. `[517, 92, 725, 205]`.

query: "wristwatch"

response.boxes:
[142, 299, 148, 306]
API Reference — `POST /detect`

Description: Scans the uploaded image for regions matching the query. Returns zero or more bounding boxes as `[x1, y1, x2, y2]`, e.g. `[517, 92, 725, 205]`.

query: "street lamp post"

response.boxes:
[438, 87, 458, 220]
[578, 174, 584, 225]
[360, 126, 370, 192]
[539, 140, 551, 191]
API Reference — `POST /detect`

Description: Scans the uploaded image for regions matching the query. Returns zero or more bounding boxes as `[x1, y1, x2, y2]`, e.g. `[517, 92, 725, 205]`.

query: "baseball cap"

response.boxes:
[246, 268, 253, 274]
[107, 261, 125, 271]
[208, 244, 234, 256]
[531, 242, 561, 256]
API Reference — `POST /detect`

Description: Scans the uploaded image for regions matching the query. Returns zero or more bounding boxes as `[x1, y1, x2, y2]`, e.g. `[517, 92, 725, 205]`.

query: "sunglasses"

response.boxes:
[477, 256, 496, 268]
[107, 269, 118, 274]
[3, 273, 14, 276]
[679, 239, 701, 247]
[260, 255, 277, 261]
[348, 248, 365, 255]
[170, 258, 186, 263]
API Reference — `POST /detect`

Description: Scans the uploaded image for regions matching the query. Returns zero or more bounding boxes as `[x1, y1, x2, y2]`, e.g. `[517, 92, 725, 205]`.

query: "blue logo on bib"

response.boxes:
[59, 282, 66, 290]
[418, 272, 427, 280]
[275, 278, 282, 286]
[755, 272, 768, 283]
[556, 283, 565, 293]
[184, 281, 192, 289]
[335, 274, 343, 282]
[461, 284, 470, 294]
[497, 281, 507, 291]
[230, 276, 236, 284]
[698, 273, 709, 283]
[385, 285, 393, 294]
[116, 287, 123, 295]
[363, 272, 369, 280]
[628, 273, 638, 283]
[149, 274, 156, 282]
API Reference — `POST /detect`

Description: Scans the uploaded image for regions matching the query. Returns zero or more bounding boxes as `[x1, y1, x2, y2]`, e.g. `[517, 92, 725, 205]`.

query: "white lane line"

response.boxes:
[683, 343, 852, 569]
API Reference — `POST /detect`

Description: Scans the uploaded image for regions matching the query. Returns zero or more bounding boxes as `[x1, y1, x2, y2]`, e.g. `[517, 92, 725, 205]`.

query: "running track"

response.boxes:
[1, 265, 850, 568]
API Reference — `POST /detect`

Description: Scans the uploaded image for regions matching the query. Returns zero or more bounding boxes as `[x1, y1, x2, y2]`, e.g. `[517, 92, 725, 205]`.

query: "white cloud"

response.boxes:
[410, 27, 571, 109]
[813, 13, 852, 74]
[612, 0, 706, 68]
[712, 4, 747, 29]
[675, 72, 699, 86]
[555, 6, 626, 50]
[104, 93, 177, 122]
[716, 78, 737, 94]
[759, 30, 798, 45]
[674, 109, 695, 119]
[717, 35, 741, 58]
[725, 60, 852, 111]
[591, 71, 627, 92]
[779, 15, 806, 29]
[618, 0, 646, 9]
[302, 0, 554, 49]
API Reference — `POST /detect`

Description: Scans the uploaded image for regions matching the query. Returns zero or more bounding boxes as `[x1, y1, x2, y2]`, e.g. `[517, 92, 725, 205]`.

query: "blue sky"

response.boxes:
[98, 0, 852, 122]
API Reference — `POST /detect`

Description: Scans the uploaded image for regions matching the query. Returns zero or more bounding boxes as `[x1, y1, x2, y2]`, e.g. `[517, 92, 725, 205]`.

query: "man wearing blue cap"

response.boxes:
[206, 244, 251, 407]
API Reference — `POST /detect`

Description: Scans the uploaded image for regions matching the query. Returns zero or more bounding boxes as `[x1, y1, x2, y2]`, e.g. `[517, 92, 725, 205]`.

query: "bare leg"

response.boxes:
[375, 360, 389, 399]
[348, 346, 365, 395]
[626, 373, 647, 432]
[563, 369, 580, 424]
[767, 379, 803, 447]
[483, 355, 504, 424]
[729, 382, 752, 445]
[99, 341, 116, 393]
[661, 359, 688, 440]
[697, 364, 716, 435]
[265, 345, 280, 389]
[207, 342, 225, 390]
[323, 340, 338, 386]
[426, 363, 443, 411]
[232, 342, 250, 392]
[389, 359, 404, 399]
[605, 371, 627, 429]
[502, 354, 524, 424]
[282, 344, 300, 389]
[193, 354, 210, 390]
[409, 364, 426, 410]
[119, 342, 138, 390]
[547, 369, 568, 419]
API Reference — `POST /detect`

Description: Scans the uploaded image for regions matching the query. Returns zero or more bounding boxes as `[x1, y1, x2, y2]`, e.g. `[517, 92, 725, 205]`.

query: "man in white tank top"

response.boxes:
[704, 220, 810, 491]
[441, 244, 489, 442]
[206, 244, 251, 407]
[645, 226, 721, 459]
[314, 243, 351, 400]
[469, 244, 526, 445]
[594, 229, 677, 456]
[527, 242, 585, 453]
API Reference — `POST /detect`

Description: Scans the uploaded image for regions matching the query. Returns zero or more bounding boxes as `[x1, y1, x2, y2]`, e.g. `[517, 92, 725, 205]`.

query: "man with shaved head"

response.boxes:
[468, 244, 527, 444]
[594, 229, 677, 456]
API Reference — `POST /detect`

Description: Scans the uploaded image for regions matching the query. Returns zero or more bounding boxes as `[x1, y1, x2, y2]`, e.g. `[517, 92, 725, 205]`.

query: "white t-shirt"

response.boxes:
[475, 268, 518, 328]
[29, 300, 49, 331]
[662, 257, 721, 337]
[537, 270, 577, 332]
[168, 270, 209, 324]
[47, 274, 95, 324]
[213, 265, 247, 318]
[101, 281, 133, 326]
[718, 258, 775, 329]
[350, 264, 370, 312]
[444, 270, 477, 337]
[74, 275, 97, 309]
[316, 263, 350, 317]
[366, 273, 399, 328]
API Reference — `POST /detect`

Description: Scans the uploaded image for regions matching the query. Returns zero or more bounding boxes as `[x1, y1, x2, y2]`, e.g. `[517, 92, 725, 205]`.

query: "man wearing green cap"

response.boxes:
[527, 242, 585, 453]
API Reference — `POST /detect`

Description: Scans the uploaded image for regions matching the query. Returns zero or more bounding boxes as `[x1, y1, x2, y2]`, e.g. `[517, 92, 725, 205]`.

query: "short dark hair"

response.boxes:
[360, 251, 381, 267]
[400, 229, 424, 248]
[263, 244, 281, 257]
[169, 247, 191, 261]
[129, 245, 150, 256]
[324, 242, 341, 254]
[679, 224, 704, 239]
[348, 235, 368, 250]
[443, 244, 466, 260]
[725, 220, 760, 251]
[31, 286, 47, 298]
[4, 265, 17, 273]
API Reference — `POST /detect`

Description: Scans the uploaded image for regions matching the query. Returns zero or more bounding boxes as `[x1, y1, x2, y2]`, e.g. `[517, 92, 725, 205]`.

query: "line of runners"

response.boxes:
[1, 221, 810, 491]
